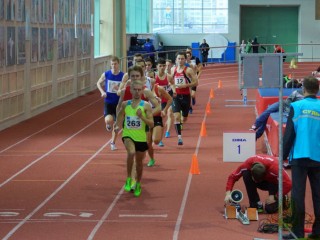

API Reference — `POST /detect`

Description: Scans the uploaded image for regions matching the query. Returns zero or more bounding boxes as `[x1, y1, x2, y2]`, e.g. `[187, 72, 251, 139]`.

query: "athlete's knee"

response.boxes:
[153, 137, 161, 145]
[182, 116, 188, 123]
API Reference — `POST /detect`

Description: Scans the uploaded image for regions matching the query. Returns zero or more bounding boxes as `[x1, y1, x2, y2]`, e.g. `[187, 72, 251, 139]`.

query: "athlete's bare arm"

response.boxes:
[158, 86, 172, 116]
[97, 73, 107, 97]
[117, 73, 129, 95]
[144, 89, 161, 116]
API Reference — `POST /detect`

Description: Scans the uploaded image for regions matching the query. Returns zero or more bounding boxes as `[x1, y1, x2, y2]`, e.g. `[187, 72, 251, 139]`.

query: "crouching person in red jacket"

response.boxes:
[224, 154, 292, 213]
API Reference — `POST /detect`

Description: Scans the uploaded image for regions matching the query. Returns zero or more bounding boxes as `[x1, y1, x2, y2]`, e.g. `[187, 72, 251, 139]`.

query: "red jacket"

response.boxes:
[274, 45, 285, 53]
[226, 154, 292, 196]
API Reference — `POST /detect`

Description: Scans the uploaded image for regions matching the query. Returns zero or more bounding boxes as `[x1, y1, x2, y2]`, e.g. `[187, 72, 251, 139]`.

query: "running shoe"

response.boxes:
[106, 124, 112, 131]
[134, 182, 142, 197]
[158, 141, 164, 147]
[178, 138, 183, 145]
[165, 131, 170, 138]
[130, 179, 136, 191]
[256, 202, 264, 213]
[110, 143, 117, 151]
[249, 124, 257, 131]
[124, 177, 132, 192]
[189, 107, 193, 114]
[147, 159, 155, 167]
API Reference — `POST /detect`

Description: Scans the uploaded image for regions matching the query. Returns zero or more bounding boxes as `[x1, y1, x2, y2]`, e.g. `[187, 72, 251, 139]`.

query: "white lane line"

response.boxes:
[173, 174, 193, 240]
[119, 214, 168, 218]
[87, 187, 124, 240]
[173, 95, 211, 240]
[0, 98, 101, 154]
[0, 116, 102, 188]
[225, 105, 255, 108]
[2, 138, 112, 240]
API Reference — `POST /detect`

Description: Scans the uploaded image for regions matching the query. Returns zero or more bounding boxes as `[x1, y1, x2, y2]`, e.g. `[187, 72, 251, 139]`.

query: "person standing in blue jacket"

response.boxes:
[97, 56, 124, 151]
[144, 38, 155, 66]
[282, 76, 320, 240]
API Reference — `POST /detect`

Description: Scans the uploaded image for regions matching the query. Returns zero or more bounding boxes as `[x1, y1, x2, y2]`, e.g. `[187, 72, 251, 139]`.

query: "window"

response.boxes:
[152, 0, 228, 34]
[126, 0, 150, 33]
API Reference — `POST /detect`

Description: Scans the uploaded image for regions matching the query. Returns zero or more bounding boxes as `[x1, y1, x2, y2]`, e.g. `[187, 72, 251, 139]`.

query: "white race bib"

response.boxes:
[175, 77, 185, 87]
[126, 116, 142, 129]
[107, 80, 120, 93]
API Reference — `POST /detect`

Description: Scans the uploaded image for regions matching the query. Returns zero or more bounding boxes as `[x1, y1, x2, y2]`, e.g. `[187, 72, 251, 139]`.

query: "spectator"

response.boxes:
[239, 40, 246, 54]
[144, 38, 155, 64]
[130, 34, 139, 47]
[252, 37, 266, 53]
[250, 87, 304, 140]
[312, 66, 320, 80]
[157, 41, 166, 59]
[274, 44, 286, 62]
[245, 39, 252, 53]
[199, 39, 210, 67]
[239, 40, 246, 61]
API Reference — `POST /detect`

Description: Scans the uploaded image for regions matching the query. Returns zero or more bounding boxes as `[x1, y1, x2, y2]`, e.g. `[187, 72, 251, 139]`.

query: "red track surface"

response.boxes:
[0, 63, 317, 240]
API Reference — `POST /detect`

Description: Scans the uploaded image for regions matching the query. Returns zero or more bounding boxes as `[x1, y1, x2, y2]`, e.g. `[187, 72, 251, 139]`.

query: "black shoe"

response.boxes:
[308, 233, 320, 239]
[250, 202, 264, 213]
[283, 162, 291, 169]
[282, 233, 295, 240]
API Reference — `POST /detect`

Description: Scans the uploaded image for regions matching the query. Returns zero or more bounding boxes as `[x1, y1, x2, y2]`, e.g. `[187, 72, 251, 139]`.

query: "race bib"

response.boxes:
[107, 80, 120, 93]
[126, 116, 142, 129]
[163, 85, 171, 92]
[175, 77, 185, 87]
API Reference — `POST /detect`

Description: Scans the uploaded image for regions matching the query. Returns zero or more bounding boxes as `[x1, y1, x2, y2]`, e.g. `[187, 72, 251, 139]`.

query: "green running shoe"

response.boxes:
[147, 158, 155, 167]
[124, 177, 132, 192]
[130, 179, 136, 191]
[134, 182, 141, 197]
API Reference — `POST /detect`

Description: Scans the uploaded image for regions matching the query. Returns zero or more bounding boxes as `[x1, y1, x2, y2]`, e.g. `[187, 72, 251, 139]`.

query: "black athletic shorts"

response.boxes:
[104, 102, 117, 118]
[172, 94, 191, 118]
[122, 137, 149, 152]
[153, 116, 163, 127]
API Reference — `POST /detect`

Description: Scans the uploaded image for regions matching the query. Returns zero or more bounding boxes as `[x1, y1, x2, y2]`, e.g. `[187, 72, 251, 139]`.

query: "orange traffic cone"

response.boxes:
[218, 80, 222, 89]
[200, 121, 207, 137]
[190, 154, 200, 174]
[210, 88, 215, 99]
[206, 102, 211, 114]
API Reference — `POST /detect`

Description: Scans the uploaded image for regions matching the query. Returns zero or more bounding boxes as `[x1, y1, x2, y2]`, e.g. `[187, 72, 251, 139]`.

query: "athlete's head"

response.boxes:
[145, 57, 153, 71]
[133, 53, 143, 65]
[130, 80, 144, 99]
[110, 56, 120, 72]
[175, 51, 186, 67]
[135, 59, 146, 72]
[157, 58, 166, 74]
[128, 65, 143, 81]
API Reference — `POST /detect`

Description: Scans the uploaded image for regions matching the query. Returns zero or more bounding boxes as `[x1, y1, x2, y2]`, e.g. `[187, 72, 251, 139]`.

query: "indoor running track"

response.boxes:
[0, 63, 316, 240]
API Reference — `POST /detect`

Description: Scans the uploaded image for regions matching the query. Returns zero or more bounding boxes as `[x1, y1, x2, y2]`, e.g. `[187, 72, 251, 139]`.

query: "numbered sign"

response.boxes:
[223, 132, 256, 162]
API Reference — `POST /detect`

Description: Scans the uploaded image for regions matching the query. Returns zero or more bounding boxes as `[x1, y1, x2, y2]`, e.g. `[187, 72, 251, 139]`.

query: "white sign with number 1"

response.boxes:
[223, 132, 256, 162]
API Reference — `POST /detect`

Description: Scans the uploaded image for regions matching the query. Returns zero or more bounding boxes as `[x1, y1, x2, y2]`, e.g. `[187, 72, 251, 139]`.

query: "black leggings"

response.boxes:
[242, 170, 278, 207]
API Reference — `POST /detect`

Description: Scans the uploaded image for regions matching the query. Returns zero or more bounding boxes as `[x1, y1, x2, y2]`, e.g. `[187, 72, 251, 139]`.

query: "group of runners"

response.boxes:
[96, 48, 202, 197]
